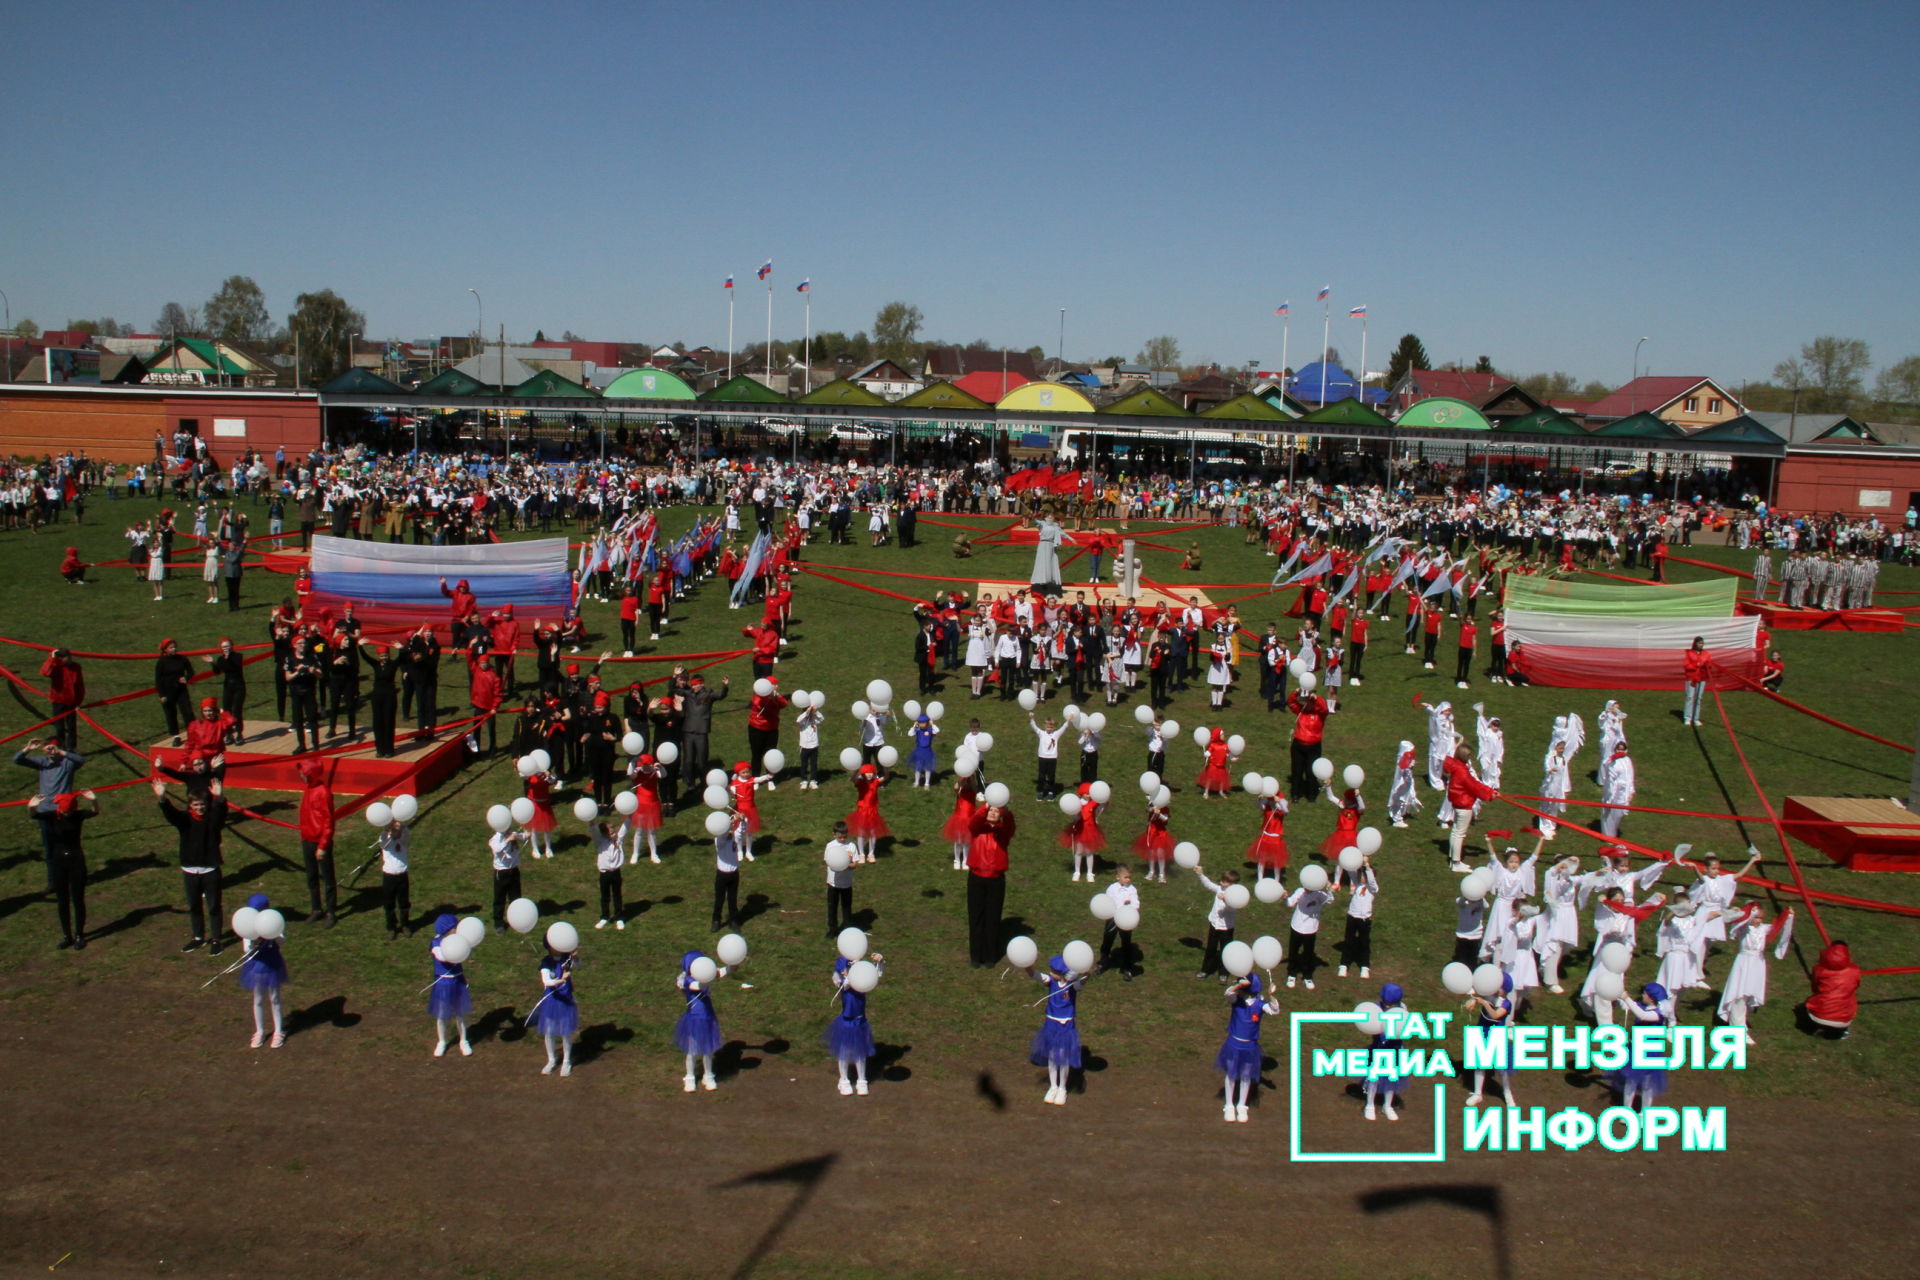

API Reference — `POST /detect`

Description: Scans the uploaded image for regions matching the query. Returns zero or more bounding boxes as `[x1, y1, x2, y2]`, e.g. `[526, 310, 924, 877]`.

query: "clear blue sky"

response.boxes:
[4, 1, 1915, 388]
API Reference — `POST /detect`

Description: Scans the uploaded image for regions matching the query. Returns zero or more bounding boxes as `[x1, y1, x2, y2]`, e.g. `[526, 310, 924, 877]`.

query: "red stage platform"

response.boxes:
[1783, 796, 1920, 872]
[154, 721, 471, 798]
[1740, 601, 1904, 633]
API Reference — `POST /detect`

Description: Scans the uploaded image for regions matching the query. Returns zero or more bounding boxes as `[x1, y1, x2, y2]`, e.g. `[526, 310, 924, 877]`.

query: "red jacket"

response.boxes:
[743, 626, 780, 663]
[1805, 942, 1861, 1025]
[299, 782, 336, 845]
[468, 655, 502, 710]
[966, 808, 1015, 877]
[1683, 648, 1710, 682]
[1350, 616, 1369, 646]
[40, 654, 85, 707]
[747, 693, 789, 731]
[1287, 693, 1329, 745]
[1443, 755, 1494, 809]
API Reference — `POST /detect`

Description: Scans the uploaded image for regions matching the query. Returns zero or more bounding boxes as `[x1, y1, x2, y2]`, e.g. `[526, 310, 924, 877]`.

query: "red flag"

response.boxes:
[1049, 469, 1082, 494]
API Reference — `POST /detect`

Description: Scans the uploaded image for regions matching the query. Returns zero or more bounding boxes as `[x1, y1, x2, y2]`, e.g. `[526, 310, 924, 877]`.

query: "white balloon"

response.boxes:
[390, 794, 419, 824]
[505, 898, 539, 934]
[1471, 963, 1505, 997]
[1089, 780, 1112, 804]
[231, 906, 260, 940]
[1356, 1003, 1385, 1037]
[1355, 826, 1383, 855]
[1221, 940, 1255, 977]
[809, 690, 827, 710]
[706, 769, 728, 789]
[1242, 772, 1264, 795]
[1062, 940, 1095, 975]
[545, 921, 580, 954]
[1261, 776, 1281, 798]
[825, 845, 851, 872]
[1441, 962, 1474, 994]
[973, 732, 994, 754]
[1298, 671, 1319, 693]
[1594, 971, 1626, 1000]
[839, 747, 864, 772]
[846, 959, 881, 993]
[983, 782, 1011, 809]
[1460, 872, 1491, 902]
[530, 749, 552, 773]
[1110, 903, 1141, 932]
[903, 699, 922, 721]
[925, 700, 945, 722]
[1224, 883, 1252, 911]
[1160, 719, 1180, 741]
[655, 741, 680, 764]
[1251, 934, 1284, 970]
[622, 731, 645, 755]
[837, 927, 868, 962]
[456, 916, 487, 948]
[1086, 713, 1106, 733]
[704, 785, 731, 810]
[1138, 770, 1161, 796]
[1338, 847, 1364, 873]
[1005, 936, 1039, 969]
[704, 810, 732, 836]
[763, 749, 787, 775]
[953, 754, 978, 778]
[366, 802, 393, 828]
[877, 745, 899, 769]
[516, 755, 538, 778]
[851, 699, 871, 720]
[689, 956, 718, 985]
[788, 689, 810, 709]
[614, 790, 639, 815]
[1134, 704, 1156, 725]
[487, 803, 513, 833]
[1173, 841, 1200, 869]
[1227, 734, 1246, 758]
[438, 933, 473, 965]
[1299, 864, 1329, 892]
[753, 677, 774, 697]
[1343, 764, 1366, 791]
[1191, 726, 1211, 748]
[1254, 877, 1284, 903]
[1061, 703, 1082, 725]
[1288, 659, 1306, 678]
[1090, 892, 1117, 921]
[1152, 785, 1171, 808]
[1311, 757, 1335, 782]
[1059, 792, 1084, 817]
[573, 797, 599, 823]
[865, 679, 893, 706]
[716, 933, 749, 966]
[1598, 942, 1631, 974]
[510, 797, 536, 826]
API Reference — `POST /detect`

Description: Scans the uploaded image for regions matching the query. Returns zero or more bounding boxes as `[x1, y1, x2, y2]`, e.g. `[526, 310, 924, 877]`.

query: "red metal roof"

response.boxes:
[952, 370, 1030, 402]
[1584, 376, 1723, 420]
[1406, 368, 1511, 402]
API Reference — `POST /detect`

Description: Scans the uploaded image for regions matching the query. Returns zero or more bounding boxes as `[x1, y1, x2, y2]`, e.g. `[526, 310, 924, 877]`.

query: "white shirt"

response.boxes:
[715, 828, 743, 873]
[1079, 728, 1101, 754]
[796, 708, 822, 750]
[1032, 723, 1062, 759]
[379, 828, 410, 876]
[489, 831, 522, 871]
[824, 838, 857, 888]
[1343, 866, 1378, 919]
[594, 831, 623, 872]
[1106, 880, 1140, 912]
[1197, 874, 1236, 930]
[1454, 896, 1485, 939]
[860, 712, 888, 747]
[1286, 887, 1332, 934]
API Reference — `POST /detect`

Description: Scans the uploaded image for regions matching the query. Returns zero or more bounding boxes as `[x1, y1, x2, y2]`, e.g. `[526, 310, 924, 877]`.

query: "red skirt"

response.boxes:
[527, 801, 557, 833]
[736, 801, 761, 835]
[630, 791, 663, 831]
[1320, 818, 1360, 857]
[1131, 827, 1173, 859]
[847, 804, 890, 840]
[1247, 831, 1290, 869]
[1196, 764, 1233, 792]
[1057, 817, 1108, 852]
[941, 803, 976, 843]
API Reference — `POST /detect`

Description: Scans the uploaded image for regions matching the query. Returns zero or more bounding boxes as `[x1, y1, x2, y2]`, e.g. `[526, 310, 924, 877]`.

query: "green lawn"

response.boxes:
[5, 494, 1918, 1104]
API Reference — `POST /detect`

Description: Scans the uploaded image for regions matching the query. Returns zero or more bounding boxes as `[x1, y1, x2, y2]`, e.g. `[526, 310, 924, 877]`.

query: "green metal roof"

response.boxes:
[797, 378, 888, 406]
[894, 380, 991, 411]
[1689, 414, 1786, 445]
[415, 368, 490, 396]
[697, 374, 789, 404]
[511, 369, 598, 398]
[1592, 411, 1685, 439]
[1100, 386, 1191, 417]
[1493, 408, 1589, 436]
[602, 367, 697, 400]
[1396, 397, 1491, 431]
[319, 366, 406, 395]
[1200, 392, 1295, 421]
[1300, 399, 1393, 428]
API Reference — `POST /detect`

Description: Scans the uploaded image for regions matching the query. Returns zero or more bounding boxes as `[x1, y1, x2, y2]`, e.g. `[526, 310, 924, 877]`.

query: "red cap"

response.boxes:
[593, 692, 611, 708]
[200, 696, 218, 710]
[54, 793, 77, 816]
[735, 761, 750, 773]
[567, 663, 581, 675]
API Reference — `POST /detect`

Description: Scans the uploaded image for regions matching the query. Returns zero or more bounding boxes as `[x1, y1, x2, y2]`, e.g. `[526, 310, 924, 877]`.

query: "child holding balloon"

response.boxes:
[1365, 983, 1408, 1121]
[908, 712, 939, 788]
[1059, 782, 1106, 882]
[593, 820, 626, 930]
[1319, 769, 1366, 857]
[1131, 793, 1174, 882]
[623, 753, 665, 863]
[1614, 981, 1674, 1109]
[1245, 788, 1290, 882]
[533, 926, 579, 1076]
[236, 893, 288, 1048]
[1284, 869, 1333, 989]
[824, 821, 857, 937]
[676, 949, 727, 1091]
[944, 765, 980, 871]
[845, 763, 890, 864]
[428, 914, 474, 1056]
[1465, 972, 1517, 1107]
[1025, 953, 1085, 1105]
[795, 693, 824, 789]
[1334, 849, 1378, 978]
[522, 761, 560, 860]
[1097, 865, 1140, 978]
[1192, 864, 1243, 979]
[827, 949, 884, 1095]
[1217, 972, 1279, 1122]
[1195, 727, 1233, 798]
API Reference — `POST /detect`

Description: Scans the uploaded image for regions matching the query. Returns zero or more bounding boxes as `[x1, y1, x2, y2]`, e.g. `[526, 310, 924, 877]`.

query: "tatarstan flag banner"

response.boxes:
[1503, 610, 1760, 689]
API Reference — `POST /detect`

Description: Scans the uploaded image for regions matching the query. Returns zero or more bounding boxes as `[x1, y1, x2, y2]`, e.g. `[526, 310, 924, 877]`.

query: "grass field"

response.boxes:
[5, 495, 1920, 1279]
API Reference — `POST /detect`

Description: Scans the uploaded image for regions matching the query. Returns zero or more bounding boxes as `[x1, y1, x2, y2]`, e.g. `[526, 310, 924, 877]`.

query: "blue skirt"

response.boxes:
[824, 1016, 876, 1063]
[1215, 1035, 1263, 1084]
[1615, 1065, 1668, 1097]
[428, 977, 472, 1020]
[1029, 1018, 1082, 1069]
[675, 1005, 723, 1056]
[533, 994, 578, 1038]
[238, 955, 286, 993]
[909, 744, 937, 772]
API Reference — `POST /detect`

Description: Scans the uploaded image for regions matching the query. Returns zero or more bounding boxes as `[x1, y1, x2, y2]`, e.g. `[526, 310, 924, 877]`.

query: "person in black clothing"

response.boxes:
[268, 619, 295, 720]
[679, 673, 728, 788]
[326, 632, 360, 739]
[581, 694, 620, 806]
[361, 641, 402, 757]
[286, 639, 322, 752]
[205, 637, 248, 743]
[648, 688, 684, 811]
[154, 775, 227, 953]
[403, 624, 441, 737]
[222, 533, 246, 611]
[898, 503, 918, 548]
[913, 620, 939, 695]
[154, 639, 195, 744]
[34, 789, 97, 949]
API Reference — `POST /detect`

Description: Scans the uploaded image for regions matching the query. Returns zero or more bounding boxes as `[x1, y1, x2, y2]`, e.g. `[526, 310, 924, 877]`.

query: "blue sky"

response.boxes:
[4, 1, 1915, 387]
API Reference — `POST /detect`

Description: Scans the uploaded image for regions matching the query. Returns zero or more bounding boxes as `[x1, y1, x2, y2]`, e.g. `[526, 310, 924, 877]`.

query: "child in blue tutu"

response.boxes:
[238, 892, 287, 1049]
[676, 950, 728, 1092]
[1025, 954, 1084, 1106]
[908, 714, 939, 788]
[428, 914, 472, 1058]
[533, 937, 578, 1076]
[825, 952, 884, 1095]
[1365, 982, 1409, 1121]
[1216, 972, 1279, 1123]
[1613, 981, 1674, 1111]
[1465, 971, 1516, 1108]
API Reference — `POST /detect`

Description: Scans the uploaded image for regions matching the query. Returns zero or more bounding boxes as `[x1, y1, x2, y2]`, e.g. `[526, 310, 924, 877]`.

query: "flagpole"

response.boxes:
[1281, 313, 1289, 391]
[726, 290, 735, 380]
[1358, 314, 1368, 408]
[803, 288, 812, 395]
[1319, 301, 1330, 406]
[765, 275, 774, 381]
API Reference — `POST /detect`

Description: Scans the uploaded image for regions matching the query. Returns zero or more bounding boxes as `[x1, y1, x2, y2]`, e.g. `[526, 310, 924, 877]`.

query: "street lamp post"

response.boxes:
[1057, 308, 1066, 376]
[0, 287, 10, 381]
[1632, 336, 1649, 409]
[468, 289, 483, 364]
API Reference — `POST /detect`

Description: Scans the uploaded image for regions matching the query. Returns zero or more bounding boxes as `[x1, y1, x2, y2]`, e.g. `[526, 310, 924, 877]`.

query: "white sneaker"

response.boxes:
[838, 1079, 854, 1096]
[616, 920, 626, 930]
[1337, 966, 1348, 977]
[623, 650, 634, 658]
[683, 1075, 697, 1092]
[1235, 1104, 1249, 1123]
[1392, 820, 1408, 828]
[433, 1041, 447, 1057]
[1286, 975, 1297, 988]
[459, 1040, 472, 1056]
[1450, 861, 1470, 872]
[595, 919, 608, 930]
[1364, 1104, 1377, 1121]
[855, 1080, 869, 1096]
[1223, 1103, 1236, 1122]
[1384, 1104, 1398, 1121]
[702, 1074, 718, 1091]
[1549, 984, 1565, 994]
[1360, 967, 1370, 978]
[1071, 872, 1081, 882]
[542, 1061, 556, 1075]
[1466, 1093, 1482, 1105]
[1304, 979, 1315, 990]
[559, 1061, 571, 1076]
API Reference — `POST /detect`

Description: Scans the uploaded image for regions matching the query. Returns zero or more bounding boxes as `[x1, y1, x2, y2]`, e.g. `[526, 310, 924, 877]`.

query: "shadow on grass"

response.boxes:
[286, 994, 361, 1035]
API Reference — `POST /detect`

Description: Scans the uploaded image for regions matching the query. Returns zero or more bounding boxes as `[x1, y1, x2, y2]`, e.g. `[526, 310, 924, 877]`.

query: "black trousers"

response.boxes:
[1079, 751, 1098, 784]
[648, 602, 664, 636]
[301, 841, 337, 916]
[225, 575, 242, 610]
[800, 746, 819, 784]
[382, 871, 412, 933]
[997, 659, 1018, 698]
[51, 850, 87, 940]
[370, 691, 397, 756]
[159, 688, 191, 738]
[1455, 648, 1471, 683]
[1287, 926, 1319, 978]
[826, 884, 853, 936]
[747, 726, 776, 772]
[966, 872, 1005, 965]
[1350, 643, 1366, 681]
[682, 732, 710, 786]
[1490, 645, 1506, 680]
[599, 868, 624, 921]
[1099, 921, 1134, 973]
[918, 661, 936, 694]
[329, 679, 359, 734]
[1201, 925, 1234, 976]
[1289, 738, 1319, 801]
[492, 866, 522, 925]
[712, 869, 740, 929]
[1149, 668, 1168, 705]
[1423, 633, 1438, 664]
[621, 617, 637, 651]
[1341, 915, 1372, 969]
[415, 679, 439, 734]
[221, 683, 246, 736]
[51, 705, 78, 751]
[182, 868, 222, 942]
[290, 688, 320, 750]
[1036, 756, 1058, 797]
[1452, 935, 1482, 965]
[275, 669, 289, 720]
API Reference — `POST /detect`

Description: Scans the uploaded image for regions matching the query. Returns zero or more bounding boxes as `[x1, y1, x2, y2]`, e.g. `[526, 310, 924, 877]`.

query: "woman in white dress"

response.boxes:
[1537, 741, 1572, 839]
[1474, 705, 1504, 790]
[1596, 700, 1627, 789]
[964, 620, 992, 698]
[1479, 839, 1540, 959]
[147, 528, 168, 600]
[1717, 904, 1794, 1045]
[1537, 858, 1581, 992]
[868, 504, 888, 547]
[1579, 887, 1665, 1022]
[1425, 702, 1454, 791]
[1205, 639, 1232, 708]
[1654, 898, 1721, 993]
[202, 540, 221, 603]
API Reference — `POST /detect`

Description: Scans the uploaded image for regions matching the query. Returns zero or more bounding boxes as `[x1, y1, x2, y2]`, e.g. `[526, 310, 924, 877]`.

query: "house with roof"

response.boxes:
[1387, 368, 1542, 423]
[1580, 376, 1742, 431]
[1168, 370, 1250, 414]
[1745, 411, 1881, 445]
[850, 358, 919, 400]
[921, 346, 1041, 384]
[141, 337, 282, 388]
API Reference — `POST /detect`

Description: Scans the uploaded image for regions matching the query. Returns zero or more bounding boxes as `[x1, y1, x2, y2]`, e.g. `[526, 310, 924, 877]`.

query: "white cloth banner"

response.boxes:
[310, 535, 570, 576]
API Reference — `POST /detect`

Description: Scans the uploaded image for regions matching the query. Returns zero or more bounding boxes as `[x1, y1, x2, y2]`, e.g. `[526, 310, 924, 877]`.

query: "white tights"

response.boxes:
[914, 770, 932, 788]
[251, 989, 284, 1038]
[628, 827, 659, 862]
[952, 840, 968, 869]
[1046, 1063, 1068, 1096]
[971, 674, 984, 696]
[434, 1016, 469, 1051]
[1211, 688, 1224, 707]
[1541, 942, 1565, 987]
[855, 837, 876, 863]
[836, 1058, 869, 1086]
[534, 831, 557, 859]
[685, 1051, 716, 1082]
[1365, 1080, 1401, 1117]
[1471, 1069, 1514, 1104]
[1072, 848, 1095, 879]
[543, 1034, 572, 1074]
[1223, 1073, 1252, 1108]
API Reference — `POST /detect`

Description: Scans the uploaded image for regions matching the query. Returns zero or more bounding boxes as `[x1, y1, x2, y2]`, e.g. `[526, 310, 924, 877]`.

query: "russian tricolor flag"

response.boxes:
[724, 275, 734, 289]
[1349, 305, 1367, 318]
[1274, 302, 1290, 316]
[1316, 285, 1331, 301]
[757, 259, 773, 280]
[796, 278, 811, 293]
[306, 536, 574, 628]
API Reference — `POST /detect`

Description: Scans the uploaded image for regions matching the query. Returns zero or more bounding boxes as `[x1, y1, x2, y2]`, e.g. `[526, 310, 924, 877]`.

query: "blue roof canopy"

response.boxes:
[1287, 360, 1386, 406]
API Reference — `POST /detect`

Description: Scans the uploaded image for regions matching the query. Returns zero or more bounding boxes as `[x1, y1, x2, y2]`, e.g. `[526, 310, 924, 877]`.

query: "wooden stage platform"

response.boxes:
[153, 720, 470, 798]
[1741, 601, 1904, 633]
[974, 579, 1215, 612]
[1783, 795, 1920, 872]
